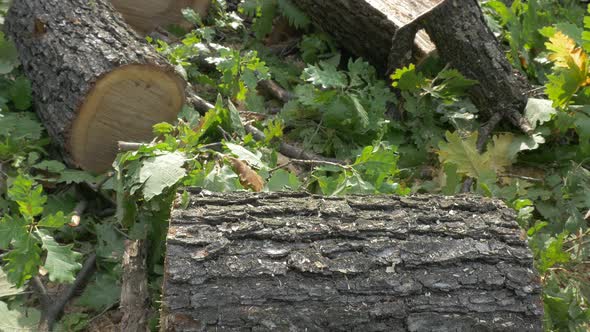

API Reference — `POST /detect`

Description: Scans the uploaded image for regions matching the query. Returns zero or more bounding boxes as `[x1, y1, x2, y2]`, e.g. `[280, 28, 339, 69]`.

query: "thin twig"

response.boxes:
[498, 174, 543, 183]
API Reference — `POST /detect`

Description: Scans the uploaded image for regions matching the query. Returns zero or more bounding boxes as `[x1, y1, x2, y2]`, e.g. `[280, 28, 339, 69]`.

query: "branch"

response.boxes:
[38, 254, 97, 331]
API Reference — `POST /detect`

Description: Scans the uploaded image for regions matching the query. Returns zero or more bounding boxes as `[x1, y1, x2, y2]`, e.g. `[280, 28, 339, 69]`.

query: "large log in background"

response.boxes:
[292, 0, 532, 127]
[290, 0, 437, 72]
[162, 192, 543, 331]
[110, 0, 210, 34]
[5, 0, 186, 172]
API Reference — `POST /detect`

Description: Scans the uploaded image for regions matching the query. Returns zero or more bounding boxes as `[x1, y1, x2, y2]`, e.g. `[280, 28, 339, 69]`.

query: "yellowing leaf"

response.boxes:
[437, 131, 489, 178]
[546, 31, 588, 84]
[486, 133, 516, 174]
[229, 158, 264, 192]
[438, 131, 518, 178]
[547, 32, 577, 67]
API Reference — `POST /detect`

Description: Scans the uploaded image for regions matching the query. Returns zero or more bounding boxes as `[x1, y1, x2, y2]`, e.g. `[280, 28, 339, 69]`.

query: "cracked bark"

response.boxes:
[162, 192, 543, 331]
[5, 0, 185, 173]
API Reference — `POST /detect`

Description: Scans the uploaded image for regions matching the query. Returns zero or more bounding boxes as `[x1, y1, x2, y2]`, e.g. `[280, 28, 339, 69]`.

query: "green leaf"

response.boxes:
[437, 131, 488, 178]
[37, 211, 69, 228]
[203, 164, 243, 192]
[0, 216, 27, 249]
[9, 77, 32, 111]
[153, 122, 174, 135]
[0, 270, 24, 298]
[539, 233, 570, 273]
[95, 223, 125, 261]
[390, 64, 426, 92]
[227, 100, 246, 137]
[0, 32, 19, 74]
[225, 142, 266, 169]
[442, 163, 461, 195]
[139, 152, 187, 201]
[524, 98, 557, 129]
[8, 175, 46, 219]
[181, 8, 203, 25]
[32, 160, 66, 173]
[0, 301, 40, 332]
[267, 169, 301, 191]
[302, 59, 347, 89]
[0, 112, 44, 140]
[349, 95, 369, 128]
[57, 170, 98, 185]
[37, 230, 82, 284]
[3, 236, 42, 287]
[277, 0, 310, 29]
[76, 273, 120, 311]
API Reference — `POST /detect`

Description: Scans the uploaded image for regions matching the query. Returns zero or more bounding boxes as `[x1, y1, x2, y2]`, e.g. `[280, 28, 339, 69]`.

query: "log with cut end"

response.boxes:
[291, 0, 439, 71]
[110, 0, 210, 34]
[5, 0, 186, 173]
[162, 192, 543, 331]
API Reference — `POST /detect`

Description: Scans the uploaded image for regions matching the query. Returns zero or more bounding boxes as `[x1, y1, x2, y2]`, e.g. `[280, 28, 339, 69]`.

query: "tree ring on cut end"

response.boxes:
[70, 65, 185, 173]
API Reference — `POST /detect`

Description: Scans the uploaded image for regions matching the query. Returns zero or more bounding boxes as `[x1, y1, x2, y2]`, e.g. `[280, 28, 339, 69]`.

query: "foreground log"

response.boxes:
[162, 192, 543, 331]
[5, 0, 186, 172]
[110, 0, 210, 34]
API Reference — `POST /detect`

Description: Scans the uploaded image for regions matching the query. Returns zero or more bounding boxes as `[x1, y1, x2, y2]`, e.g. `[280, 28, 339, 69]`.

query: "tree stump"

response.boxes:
[161, 192, 543, 331]
[5, 0, 186, 172]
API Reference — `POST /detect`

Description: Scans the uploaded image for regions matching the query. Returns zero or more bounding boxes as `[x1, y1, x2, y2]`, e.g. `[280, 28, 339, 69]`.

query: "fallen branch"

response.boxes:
[69, 200, 88, 227]
[38, 254, 97, 331]
[120, 240, 149, 332]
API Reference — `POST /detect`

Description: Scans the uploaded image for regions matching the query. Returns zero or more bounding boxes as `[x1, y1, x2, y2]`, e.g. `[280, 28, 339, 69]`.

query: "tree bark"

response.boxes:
[419, 0, 531, 121]
[292, 0, 533, 129]
[290, 0, 437, 72]
[161, 192, 543, 331]
[110, 0, 210, 34]
[5, 0, 186, 173]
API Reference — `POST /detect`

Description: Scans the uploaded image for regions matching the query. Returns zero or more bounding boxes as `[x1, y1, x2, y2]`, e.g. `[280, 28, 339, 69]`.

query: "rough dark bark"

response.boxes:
[418, 0, 532, 123]
[162, 192, 543, 331]
[292, 0, 533, 132]
[120, 240, 150, 332]
[290, 0, 437, 72]
[5, 0, 185, 173]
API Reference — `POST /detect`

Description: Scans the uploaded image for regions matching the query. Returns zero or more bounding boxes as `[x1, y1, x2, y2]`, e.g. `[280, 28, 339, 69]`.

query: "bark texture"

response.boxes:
[4, 0, 184, 172]
[290, 0, 437, 71]
[419, 0, 531, 120]
[120, 240, 150, 332]
[162, 192, 543, 331]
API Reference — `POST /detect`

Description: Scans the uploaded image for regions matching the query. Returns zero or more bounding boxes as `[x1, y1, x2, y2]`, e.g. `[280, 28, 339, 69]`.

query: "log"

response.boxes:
[290, 0, 439, 72]
[161, 192, 543, 331]
[110, 0, 210, 34]
[292, 0, 533, 131]
[5, 0, 186, 173]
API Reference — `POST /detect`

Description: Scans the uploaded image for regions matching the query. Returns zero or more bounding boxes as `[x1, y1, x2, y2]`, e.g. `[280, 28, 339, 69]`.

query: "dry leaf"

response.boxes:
[229, 157, 264, 192]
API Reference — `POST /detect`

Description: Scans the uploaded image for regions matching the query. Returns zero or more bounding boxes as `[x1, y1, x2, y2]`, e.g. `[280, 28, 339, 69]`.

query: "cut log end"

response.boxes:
[70, 65, 185, 172]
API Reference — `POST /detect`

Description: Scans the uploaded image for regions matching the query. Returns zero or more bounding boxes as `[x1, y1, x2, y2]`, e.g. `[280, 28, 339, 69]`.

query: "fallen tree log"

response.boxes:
[292, 0, 533, 133]
[162, 192, 543, 331]
[110, 0, 210, 34]
[5, 0, 186, 173]
[290, 0, 437, 72]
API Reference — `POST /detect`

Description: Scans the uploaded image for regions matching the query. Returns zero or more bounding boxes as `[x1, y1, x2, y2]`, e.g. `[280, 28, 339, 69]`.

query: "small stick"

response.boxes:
[69, 200, 88, 227]
[38, 254, 97, 331]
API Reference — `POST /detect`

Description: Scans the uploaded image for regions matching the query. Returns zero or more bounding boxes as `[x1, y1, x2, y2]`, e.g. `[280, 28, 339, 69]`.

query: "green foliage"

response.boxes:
[240, 0, 310, 39]
[282, 56, 395, 159]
